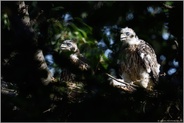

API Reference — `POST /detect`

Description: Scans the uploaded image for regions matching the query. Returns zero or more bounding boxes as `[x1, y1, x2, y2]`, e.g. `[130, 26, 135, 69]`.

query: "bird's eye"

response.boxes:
[67, 43, 72, 46]
[125, 32, 130, 36]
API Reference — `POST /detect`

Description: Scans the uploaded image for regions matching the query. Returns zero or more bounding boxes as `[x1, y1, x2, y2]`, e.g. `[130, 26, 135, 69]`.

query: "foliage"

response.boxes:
[1, 1, 183, 122]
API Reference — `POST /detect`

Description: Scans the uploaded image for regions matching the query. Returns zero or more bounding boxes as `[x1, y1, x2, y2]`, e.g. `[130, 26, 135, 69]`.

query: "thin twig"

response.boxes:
[160, 72, 166, 76]
[106, 73, 138, 87]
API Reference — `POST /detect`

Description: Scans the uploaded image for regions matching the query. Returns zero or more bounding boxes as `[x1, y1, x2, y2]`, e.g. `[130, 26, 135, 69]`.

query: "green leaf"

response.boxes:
[100, 54, 109, 70]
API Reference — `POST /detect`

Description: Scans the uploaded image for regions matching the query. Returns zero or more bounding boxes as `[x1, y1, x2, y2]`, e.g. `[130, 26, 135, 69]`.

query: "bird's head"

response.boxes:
[60, 40, 79, 54]
[120, 27, 139, 45]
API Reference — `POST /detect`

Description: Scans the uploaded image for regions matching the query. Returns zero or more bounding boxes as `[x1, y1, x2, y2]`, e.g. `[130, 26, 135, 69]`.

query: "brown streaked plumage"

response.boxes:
[111, 27, 160, 91]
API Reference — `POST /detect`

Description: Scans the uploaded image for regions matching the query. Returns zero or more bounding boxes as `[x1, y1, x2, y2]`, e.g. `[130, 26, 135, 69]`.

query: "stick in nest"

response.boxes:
[106, 73, 138, 87]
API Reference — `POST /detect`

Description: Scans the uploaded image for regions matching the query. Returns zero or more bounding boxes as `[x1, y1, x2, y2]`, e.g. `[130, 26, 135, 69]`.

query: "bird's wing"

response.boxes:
[137, 40, 160, 82]
[70, 54, 91, 71]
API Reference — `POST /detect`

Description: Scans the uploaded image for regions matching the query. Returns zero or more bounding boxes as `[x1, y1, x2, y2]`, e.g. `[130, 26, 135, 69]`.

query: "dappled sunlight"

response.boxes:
[2, 1, 182, 122]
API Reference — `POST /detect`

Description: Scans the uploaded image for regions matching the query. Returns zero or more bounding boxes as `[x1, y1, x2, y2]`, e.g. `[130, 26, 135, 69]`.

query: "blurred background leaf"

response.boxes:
[1, 1, 183, 122]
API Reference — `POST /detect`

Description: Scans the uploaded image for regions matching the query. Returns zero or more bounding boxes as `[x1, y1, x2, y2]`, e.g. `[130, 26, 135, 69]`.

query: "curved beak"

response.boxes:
[60, 44, 67, 49]
[120, 34, 126, 41]
[60, 44, 71, 51]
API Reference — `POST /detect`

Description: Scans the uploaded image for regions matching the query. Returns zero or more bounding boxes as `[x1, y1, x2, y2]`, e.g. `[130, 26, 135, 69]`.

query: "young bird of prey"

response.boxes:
[60, 40, 91, 73]
[110, 27, 160, 91]
[60, 40, 91, 80]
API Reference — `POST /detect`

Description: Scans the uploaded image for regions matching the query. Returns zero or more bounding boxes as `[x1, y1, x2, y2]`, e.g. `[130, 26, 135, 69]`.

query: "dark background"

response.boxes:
[1, 1, 183, 122]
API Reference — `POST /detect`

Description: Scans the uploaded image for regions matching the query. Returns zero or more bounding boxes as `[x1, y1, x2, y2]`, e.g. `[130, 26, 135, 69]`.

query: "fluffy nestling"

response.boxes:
[110, 27, 160, 91]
